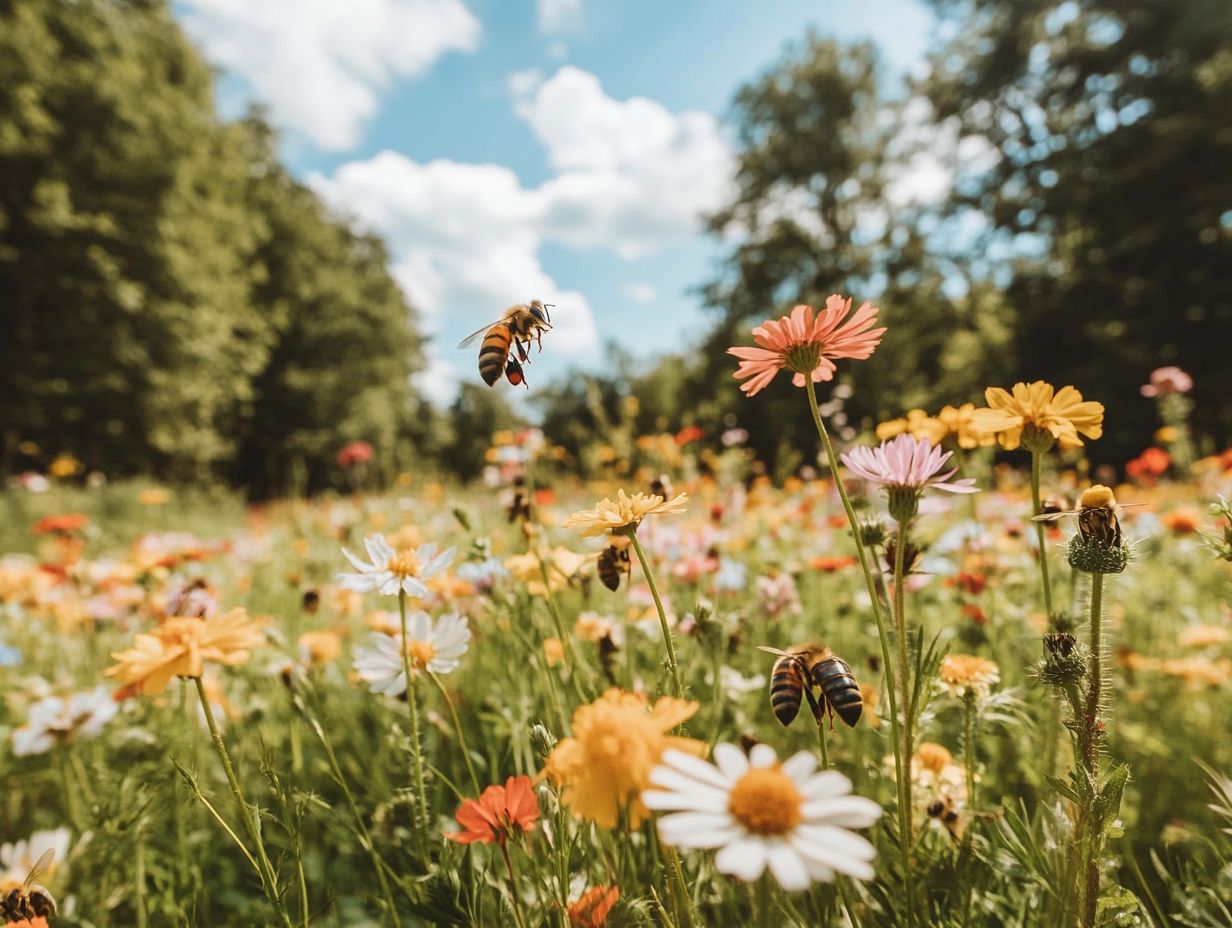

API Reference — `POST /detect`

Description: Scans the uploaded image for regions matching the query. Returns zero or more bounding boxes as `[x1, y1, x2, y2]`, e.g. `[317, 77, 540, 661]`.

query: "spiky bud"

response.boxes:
[1067, 534, 1129, 574]
[529, 722, 557, 758]
[858, 520, 887, 548]
[1037, 645, 1086, 688]
[1044, 632, 1077, 658]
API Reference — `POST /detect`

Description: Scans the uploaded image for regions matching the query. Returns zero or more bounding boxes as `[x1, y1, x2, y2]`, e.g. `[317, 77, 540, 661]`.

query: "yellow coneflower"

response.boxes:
[563, 489, 689, 537]
[543, 688, 704, 829]
[938, 655, 1001, 698]
[972, 381, 1104, 451]
[105, 608, 265, 695]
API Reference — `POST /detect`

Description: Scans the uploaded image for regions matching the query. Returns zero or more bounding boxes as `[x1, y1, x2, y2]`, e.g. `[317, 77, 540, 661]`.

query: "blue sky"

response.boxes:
[175, 0, 935, 404]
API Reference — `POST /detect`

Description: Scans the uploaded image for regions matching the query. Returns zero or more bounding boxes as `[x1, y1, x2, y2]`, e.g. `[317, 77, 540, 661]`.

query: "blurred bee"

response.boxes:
[650, 474, 674, 500]
[926, 795, 966, 843]
[1040, 495, 1070, 517]
[758, 644, 863, 729]
[505, 477, 532, 524]
[596, 538, 632, 592]
[1031, 485, 1143, 549]
[457, 301, 554, 387]
[1, 849, 57, 924]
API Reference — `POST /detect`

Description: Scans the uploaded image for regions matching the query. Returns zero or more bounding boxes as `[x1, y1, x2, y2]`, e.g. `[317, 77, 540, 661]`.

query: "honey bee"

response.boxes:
[1, 849, 58, 924]
[758, 645, 863, 729]
[926, 795, 966, 842]
[1031, 485, 1142, 548]
[457, 301, 554, 387]
[596, 538, 632, 592]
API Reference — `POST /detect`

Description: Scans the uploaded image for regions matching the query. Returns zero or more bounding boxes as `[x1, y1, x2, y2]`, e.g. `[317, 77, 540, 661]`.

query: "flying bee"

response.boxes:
[457, 301, 554, 387]
[926, 795, 966, 843]
[596, 538, 632, 591]
[650, 474, 674, 500]
[1, 849, 58, 924]
[758, 645, 863, 729]
[1031, 485, 1143, 549]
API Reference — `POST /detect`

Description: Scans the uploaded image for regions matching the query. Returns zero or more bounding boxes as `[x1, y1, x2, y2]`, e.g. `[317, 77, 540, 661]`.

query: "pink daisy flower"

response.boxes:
[1140, 366, 1193, 397]
[727, 296, 886, 397]
[841, 434, 978, 496]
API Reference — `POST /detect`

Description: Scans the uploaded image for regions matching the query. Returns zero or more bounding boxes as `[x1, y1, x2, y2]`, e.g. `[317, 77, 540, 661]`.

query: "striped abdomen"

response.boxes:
[769, 657, 805, 726]
[478, 324, 513, 386]
[812, 656, 862, 727]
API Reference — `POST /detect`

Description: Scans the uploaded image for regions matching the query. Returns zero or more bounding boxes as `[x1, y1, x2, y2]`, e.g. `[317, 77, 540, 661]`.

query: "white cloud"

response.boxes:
[179, 0, 479, 151]
[537, 0, 581, 33]
[622, 283, 657, 304]
[517, 67, 735, 257]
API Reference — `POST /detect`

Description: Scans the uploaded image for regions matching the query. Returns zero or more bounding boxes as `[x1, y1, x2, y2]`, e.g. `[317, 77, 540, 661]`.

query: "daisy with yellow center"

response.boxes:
[351, 611, 470, 697]
[542, 688, 704, 829]
[971, 381, 1104, 452]
[105, 607, 265, 695]
[938, 654, 1001, 699]
[643, 742, 882, 891]
[563, 489, 690, 537]
[338, 534, 455, 598]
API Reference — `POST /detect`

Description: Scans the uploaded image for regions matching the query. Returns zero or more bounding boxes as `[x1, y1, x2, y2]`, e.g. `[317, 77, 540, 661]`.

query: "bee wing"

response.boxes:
[757, 645, 792, 657]
[1030, 510, 1080, 522]
[456, 320, 508, 349]
[22, 849, 55, 889]
[1117, 503, 1148, 512]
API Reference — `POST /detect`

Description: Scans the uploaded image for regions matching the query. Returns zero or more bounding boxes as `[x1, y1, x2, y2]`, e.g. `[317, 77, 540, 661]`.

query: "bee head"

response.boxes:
[530, 300, 553, 326]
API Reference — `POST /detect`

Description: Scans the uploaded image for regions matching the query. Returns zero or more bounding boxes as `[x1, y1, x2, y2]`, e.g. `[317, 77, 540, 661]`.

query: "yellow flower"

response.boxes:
[49, 454, 82, 478]
[543, 637, 565, 666]
[1154, 426, 1179, 444]
[875, 409, 945, 444]
[105, 608, 265, 695]
[938, 654, 1000, 698]
[298, 629, 344, 667]
[1160, 656, 1231, 689]
[971, 382, 1104, 451]
[563, 489, 690, 537]
[505, 547, 591, 596]
[543, 688, 704, 828]
[1178, 625, 1231, 649]
[137, 487, 171, 506]
[935, 403, 997, 449]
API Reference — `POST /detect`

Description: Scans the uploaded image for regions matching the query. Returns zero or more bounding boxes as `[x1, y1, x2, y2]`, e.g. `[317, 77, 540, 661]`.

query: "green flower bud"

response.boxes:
[1021, 425, 1057, 455]
[529, 721, 557, 758]
[1067, 535, 1129, 574]
[887, 487, 920, 524]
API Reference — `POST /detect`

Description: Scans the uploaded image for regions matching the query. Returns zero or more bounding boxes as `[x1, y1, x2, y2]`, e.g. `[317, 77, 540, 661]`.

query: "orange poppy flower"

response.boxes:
[445, 775, 540, 845]
[569, 885, 620, 927]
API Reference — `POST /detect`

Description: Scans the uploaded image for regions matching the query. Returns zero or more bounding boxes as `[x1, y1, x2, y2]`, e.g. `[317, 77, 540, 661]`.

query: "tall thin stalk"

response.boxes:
[1029, 449, 1054, 617]
[629, 531, 683, 698]
[805, 380, 913, 926]
[1079, 573, 1105, 928]
[398, 589, 431, 833]
[892, 520, 914, 846]
[428, 669, 481, 793]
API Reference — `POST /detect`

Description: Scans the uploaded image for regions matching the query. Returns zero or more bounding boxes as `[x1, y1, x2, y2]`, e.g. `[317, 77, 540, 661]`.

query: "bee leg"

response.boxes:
[803, 686, 825, 725]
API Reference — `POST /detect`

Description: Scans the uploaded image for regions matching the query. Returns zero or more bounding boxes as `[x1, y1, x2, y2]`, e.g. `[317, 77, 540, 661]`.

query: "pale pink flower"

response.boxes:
[727, 296, 885, 397]
[841, 435, 978, 495]
[1140, 366, 1193, 397]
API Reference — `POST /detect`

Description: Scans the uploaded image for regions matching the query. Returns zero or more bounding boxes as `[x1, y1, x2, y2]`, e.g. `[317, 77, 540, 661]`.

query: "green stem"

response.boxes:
[500, 841, 530, 928]
[629, 531, 683, 698]
[193, 677, 293, 928]
[817, 719, 831, 770]
[964, 694, 977, 809]
[893, 518, 914, 848]
[805, 379, 912, 926]
[428, 670, 481, 793]
[1080, 573, 1105, 928]
[756, 872, 771, 928]
[1030, 450, 1054, 617]
[398, 589, 431, 834]
[135, 827, 148, 928]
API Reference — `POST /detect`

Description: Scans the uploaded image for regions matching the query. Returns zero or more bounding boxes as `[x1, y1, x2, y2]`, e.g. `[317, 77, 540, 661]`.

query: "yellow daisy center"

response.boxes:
[386, 550, 420, 579]
[727, 765, 804, 836]
[407, 639, 436, 669]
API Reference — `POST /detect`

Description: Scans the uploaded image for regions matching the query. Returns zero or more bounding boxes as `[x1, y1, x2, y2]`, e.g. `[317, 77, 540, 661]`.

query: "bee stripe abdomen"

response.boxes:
[814, 658, 862, 726]
[770, 662, 804, 726]
[477, 327, 511, 386]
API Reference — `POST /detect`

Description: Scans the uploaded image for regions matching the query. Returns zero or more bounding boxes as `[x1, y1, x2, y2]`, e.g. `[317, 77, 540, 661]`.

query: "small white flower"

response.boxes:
[643, 742, 881, 891]
[12, 687, 119, 757]
[0, 828, 70, 884]
[338, 535, 455, 598]
[719, 666, 767, 696]
[352, 612, 470, 697]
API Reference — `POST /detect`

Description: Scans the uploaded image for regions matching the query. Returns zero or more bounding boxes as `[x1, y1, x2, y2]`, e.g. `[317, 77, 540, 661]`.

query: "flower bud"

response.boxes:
[1067, 535, 1129, 574]
[887, 487, 920, 524]
[1021, 425, 1057, 455]
[858, 520, 886, 547]
[529, 721, 557, 758]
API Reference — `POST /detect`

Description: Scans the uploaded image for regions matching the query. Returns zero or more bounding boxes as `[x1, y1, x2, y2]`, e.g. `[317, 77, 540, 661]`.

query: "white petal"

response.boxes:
[341, 548, 372, 572]
[715, 838, 768, 882]
[365, 535, 392, 565]
[800, 770, 853, 800]
[802, 855, 835, 883]
[402, 578, 430, 599]
[642, 776, 729, 812]
[660, 751, 732, 790]
[748, 743, 778, 769]
[656, 812, 740, 849]
[801, 796, 883, 828]
[767, 843, 812, 892]
[408, 611, 432, 640]
[712, 743, 749, 782]
[421, 546, 456, 578]
[781, 751, 818, 784]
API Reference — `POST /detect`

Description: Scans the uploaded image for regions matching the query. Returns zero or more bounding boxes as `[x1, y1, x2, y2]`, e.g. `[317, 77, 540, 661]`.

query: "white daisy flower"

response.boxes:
[352, 612, 470, 697]
[12, 686, 119, 757]
[0, 827, 70, 884]
[338, 534, 455, 598]
[643, 742, 881, 891]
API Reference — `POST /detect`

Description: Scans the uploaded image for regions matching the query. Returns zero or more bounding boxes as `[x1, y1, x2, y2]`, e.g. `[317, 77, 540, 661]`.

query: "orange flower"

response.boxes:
[32, 513, 88, 535]
[445, 775, 540, 845]
[1163, 509, 1200, 534]
[105, 608, 265, 695]
[1126, 447, 1170, 480]
[809, 555, 857, 572]
[728, 296, 885, 396]
[569, 885, 620, 927]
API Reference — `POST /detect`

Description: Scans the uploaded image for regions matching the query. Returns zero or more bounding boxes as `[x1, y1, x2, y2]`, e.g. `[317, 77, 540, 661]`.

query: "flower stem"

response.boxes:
[193, 677, 293, 928]
[630, 531, 683, 698]
[428, 670, 481, 794]
[964, 693, 977, 809]
[1030, 450, 1054, 617]
[892, 519, 914, 847]
[1080, 572, 1105, 928]
[805, 379, 912, 926]
[817, 719, 831, 770]
[398, 589, 431, 834]
[499, 841, 530, 928]
[756, 872, 772, 928]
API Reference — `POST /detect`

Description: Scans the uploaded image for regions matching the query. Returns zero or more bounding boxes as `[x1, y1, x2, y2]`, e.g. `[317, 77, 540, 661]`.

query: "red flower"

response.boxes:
[947, 572, 987, 595]
[445, 775, 540, 845]
[1126, 447, 1170, 480]
[809, 555, 858, 572]
[569, 885, 620, 927]
[32, 513, 88, 535]
[961, 603, 987, 626]
[674, 426, 704, 446]
[336, 441, 375, 468]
